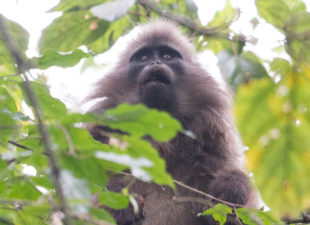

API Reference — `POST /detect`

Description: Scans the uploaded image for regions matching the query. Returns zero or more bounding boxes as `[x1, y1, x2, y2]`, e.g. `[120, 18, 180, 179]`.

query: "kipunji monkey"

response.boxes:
[87, 20, 256, 225]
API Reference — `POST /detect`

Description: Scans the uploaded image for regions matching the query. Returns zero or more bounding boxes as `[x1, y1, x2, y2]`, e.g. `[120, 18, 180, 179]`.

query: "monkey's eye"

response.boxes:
[162, 54, 172, 61]
[140, 55, 150, 62]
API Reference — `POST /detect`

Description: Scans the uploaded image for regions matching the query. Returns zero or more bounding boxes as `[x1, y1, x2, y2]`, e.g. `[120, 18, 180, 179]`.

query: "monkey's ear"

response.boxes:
[86, 124, 110, 144]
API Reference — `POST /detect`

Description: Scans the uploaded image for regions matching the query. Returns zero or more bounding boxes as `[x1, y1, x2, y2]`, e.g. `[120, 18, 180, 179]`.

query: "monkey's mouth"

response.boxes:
[140, 73, 171, 89]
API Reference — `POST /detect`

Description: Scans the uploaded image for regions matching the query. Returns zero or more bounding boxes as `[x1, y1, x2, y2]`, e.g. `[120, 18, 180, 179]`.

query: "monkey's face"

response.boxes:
[128, 45, 183, 112]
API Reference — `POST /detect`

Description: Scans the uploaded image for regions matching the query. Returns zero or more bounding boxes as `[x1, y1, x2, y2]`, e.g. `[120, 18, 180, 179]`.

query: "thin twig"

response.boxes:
[172, 196, 213, 207]
[8, 140, 33, 150]
[119, 171, 247, 209]
[173, 179, 248, 208]
[0, 14, 72, 225]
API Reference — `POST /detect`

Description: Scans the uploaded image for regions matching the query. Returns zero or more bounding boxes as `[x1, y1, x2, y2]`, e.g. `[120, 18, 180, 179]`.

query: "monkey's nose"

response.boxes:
[151, 60, 161, 65]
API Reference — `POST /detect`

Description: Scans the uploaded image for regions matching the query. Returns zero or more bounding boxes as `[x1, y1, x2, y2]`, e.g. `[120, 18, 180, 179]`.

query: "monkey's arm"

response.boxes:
[207, 169, 252, 206]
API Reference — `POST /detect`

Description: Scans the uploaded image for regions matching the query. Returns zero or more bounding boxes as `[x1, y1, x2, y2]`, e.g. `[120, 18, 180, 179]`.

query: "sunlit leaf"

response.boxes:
[39, 11, 110, 53]
[0, 15, 29, 76]
[207, 1, 236, 28]
[283, 0, 306, 13]
[236, 208, 280, 225]
[256, 0, 290, 27]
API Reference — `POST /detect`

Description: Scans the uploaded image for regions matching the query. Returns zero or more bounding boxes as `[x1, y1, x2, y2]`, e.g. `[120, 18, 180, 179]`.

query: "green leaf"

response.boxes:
[0, 158, 7, 173]
[201, 204, 232, 225]
[33, 49, 89, 69]
[19, 81, 68, 120]
[59, 155, 109, 190]
[87, 16, 131, 53]
[270, 58, 292, 76]
[236, 75, 310, 216]
[217, 50, 269, 88]
[31, 176, 53, 190]
[256, 0, 290, 27]
[39, 11, 110, 53]
[0, 112, 16, 146]
[90, 207, 116, 224]
[0, 181, 7, 197]
[0, 15, 29, 76]
[90, 0, 136, 22]
[207, 1, 236, 28]
[0, 87, 17, 112]
[102, 104, 182, 142]
[98, 191, 129, 209]
[14, 205, 50, 225]
[283, 0, 306, 13]
[8, 180, 42, 200]
[285, 12, 310, 62]
[95, 136, 174, 187]
[236, 208, 280, 225]
[202, 37, 232, 54]
[235, 78, 277, 145]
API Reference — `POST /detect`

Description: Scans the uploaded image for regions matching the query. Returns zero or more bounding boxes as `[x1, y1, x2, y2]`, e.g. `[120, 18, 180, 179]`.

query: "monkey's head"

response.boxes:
[90, 20, 230, 122]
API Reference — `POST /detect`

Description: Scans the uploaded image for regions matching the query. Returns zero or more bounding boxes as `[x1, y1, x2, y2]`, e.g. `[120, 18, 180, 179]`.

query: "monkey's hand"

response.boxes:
[208, 169, 251, 206]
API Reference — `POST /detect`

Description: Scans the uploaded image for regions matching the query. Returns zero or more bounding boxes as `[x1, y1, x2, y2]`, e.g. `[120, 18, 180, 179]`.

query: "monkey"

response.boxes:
[87, 20, 257, 225]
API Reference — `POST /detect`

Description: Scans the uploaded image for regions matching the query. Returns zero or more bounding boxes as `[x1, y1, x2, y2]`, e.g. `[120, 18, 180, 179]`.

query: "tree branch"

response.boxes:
[283, 213, 310, 225]
[0, 14, 72, 225]
[136, 0, 256, 44]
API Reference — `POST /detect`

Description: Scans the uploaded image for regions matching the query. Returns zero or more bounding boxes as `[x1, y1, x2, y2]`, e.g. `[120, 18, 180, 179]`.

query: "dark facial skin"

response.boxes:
[128, 45, 183, 112]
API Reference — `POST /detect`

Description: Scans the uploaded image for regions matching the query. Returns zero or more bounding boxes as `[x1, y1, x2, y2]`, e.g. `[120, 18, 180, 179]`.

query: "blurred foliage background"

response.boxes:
[1, 0, 310, 224]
